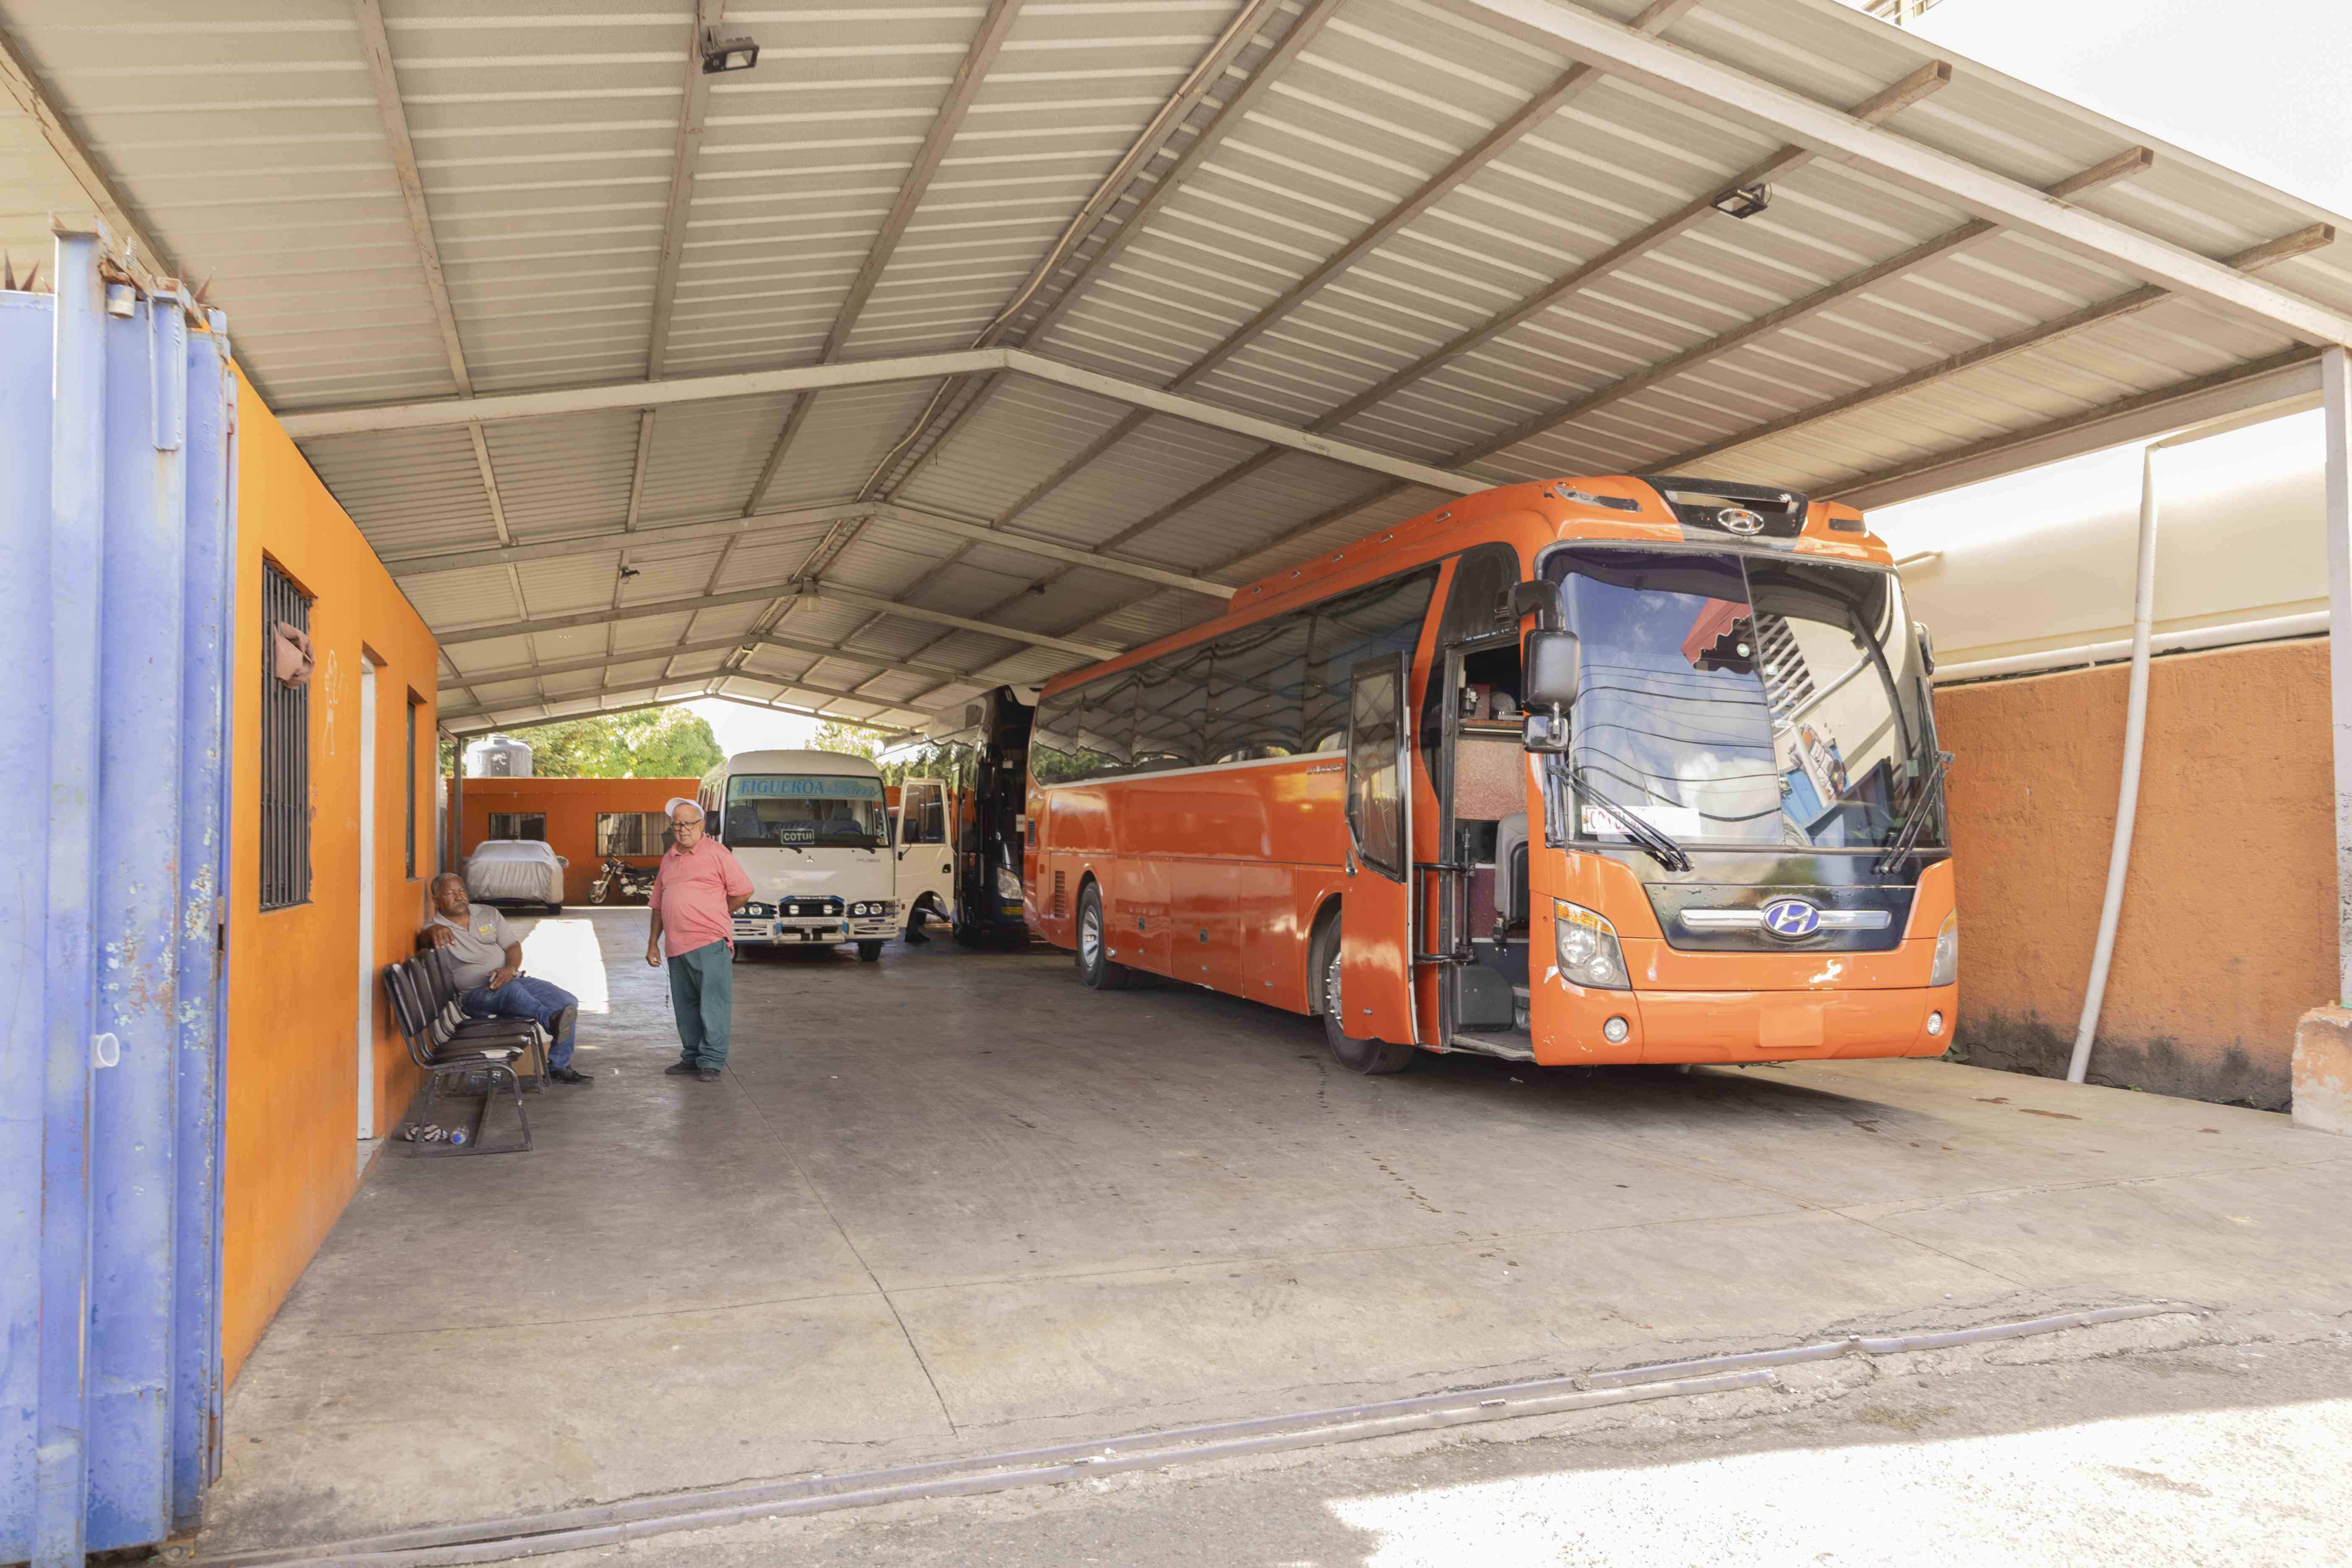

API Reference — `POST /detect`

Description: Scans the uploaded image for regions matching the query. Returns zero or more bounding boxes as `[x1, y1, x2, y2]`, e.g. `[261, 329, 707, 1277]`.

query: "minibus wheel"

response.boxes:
[858, 940, 884, 963]
[1075, 883, 1129, 991]
[1320, 942, 1414, 1075]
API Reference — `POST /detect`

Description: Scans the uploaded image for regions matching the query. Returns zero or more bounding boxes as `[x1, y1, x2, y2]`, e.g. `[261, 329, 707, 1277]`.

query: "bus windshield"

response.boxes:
[1549, 546, 1942, 853]
[722, 774, 886, 850]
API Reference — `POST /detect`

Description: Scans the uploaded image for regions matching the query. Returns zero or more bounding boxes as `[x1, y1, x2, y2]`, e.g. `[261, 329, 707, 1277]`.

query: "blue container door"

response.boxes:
[0, 234, 233, 1562]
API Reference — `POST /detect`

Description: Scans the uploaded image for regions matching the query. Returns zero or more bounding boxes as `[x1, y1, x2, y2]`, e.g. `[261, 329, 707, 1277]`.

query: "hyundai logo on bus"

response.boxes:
[1717, 507, 1766, 535]
[1759, 898, 1822, 939]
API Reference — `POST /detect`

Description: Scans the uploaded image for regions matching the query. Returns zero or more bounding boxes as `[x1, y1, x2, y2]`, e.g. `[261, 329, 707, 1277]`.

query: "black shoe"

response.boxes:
[696, 1067, 723, 1082]
[663, 1061, 700, 1077]
[548, 1066, 594, 1085]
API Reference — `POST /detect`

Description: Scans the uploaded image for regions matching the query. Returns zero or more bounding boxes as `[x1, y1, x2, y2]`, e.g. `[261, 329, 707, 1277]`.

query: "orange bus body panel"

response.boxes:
[1027, 476, 1941, 1066]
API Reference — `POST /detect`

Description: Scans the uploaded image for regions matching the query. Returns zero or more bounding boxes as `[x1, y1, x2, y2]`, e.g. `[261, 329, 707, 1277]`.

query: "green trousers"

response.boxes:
[666, 941, 735, 1069]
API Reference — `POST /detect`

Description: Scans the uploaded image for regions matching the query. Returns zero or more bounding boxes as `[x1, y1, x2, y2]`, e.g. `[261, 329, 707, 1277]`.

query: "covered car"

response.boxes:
[463, 839, 567, 911]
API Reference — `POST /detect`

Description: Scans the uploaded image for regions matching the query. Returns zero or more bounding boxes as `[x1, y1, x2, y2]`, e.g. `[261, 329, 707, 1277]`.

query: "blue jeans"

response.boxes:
[463, 975, 579, 1070]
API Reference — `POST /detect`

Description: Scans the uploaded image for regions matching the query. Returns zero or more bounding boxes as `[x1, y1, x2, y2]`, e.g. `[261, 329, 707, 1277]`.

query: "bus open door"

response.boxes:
[1333, 650, 1419, 1057]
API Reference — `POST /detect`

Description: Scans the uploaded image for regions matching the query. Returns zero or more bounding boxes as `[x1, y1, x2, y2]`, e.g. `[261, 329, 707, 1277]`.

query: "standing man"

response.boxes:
[425, 872, 591, 1085]
[647, 797, 754, 1082]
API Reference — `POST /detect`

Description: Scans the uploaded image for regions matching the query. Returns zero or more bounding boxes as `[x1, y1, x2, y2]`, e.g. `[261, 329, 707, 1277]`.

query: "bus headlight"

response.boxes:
[995, 866, 1023, 901]
[1930, 911, 1958, 987]
[1554, 900, 1629, 990]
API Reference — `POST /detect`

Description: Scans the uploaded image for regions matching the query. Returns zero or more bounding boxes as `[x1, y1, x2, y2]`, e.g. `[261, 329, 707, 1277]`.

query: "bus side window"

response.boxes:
[1306, 568, 1439, 751]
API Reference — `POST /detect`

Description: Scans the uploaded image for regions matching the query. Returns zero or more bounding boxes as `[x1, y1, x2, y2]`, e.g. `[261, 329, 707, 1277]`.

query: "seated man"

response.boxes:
[424, 871, 591, 1085]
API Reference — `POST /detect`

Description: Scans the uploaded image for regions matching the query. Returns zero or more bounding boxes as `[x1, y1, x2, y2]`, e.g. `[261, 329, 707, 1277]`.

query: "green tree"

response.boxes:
[806, 720, 880, 762]
[500, 707, 725, 780]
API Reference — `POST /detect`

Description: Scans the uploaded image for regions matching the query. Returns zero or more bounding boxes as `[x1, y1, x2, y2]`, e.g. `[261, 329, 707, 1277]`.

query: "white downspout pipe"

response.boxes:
[2067, 446, 2161, 1083]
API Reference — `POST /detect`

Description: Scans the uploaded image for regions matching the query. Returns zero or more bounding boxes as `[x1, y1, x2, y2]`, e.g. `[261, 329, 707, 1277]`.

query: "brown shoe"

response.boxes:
[695, 1068, 722, 1082]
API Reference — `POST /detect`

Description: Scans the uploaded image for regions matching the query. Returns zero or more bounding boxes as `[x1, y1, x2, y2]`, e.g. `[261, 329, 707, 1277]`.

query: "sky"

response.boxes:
[1867, 0, 2347, 548]
[689, 696, 824, 758]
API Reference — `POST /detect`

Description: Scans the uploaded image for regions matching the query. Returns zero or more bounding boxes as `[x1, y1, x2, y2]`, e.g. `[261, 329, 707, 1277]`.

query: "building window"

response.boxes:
[487, 811, 547, 842]
[595, 811, 670, 856]
[405, 695, 420, 879]
[259, 559, 312, 911]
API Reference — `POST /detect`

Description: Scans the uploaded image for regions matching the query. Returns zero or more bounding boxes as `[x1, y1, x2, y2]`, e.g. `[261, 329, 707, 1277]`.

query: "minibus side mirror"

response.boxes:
[1915, 621, 1936, 676]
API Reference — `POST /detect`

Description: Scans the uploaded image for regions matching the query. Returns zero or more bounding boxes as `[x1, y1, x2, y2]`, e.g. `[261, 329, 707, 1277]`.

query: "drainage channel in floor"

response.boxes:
[192, 1303, 2184, 1568]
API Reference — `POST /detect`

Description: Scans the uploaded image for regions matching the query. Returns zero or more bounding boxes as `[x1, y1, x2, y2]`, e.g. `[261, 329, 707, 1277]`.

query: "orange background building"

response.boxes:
[456, 775, 704, 904]
[223, 368, 443, 1383]
[1935, 638, 2332, 1110]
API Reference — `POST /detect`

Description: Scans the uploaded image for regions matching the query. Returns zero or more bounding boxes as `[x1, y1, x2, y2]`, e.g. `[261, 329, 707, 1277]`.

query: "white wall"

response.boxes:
[1873, 409, 2327, 668]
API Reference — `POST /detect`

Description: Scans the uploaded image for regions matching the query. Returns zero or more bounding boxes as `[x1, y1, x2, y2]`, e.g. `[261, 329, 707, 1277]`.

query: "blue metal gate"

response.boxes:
[2, 232, 237, 1563]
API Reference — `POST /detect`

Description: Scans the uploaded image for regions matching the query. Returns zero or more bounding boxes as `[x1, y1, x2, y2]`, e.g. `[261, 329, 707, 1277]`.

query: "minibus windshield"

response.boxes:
[722, 775, 886, 849]
[1547, 546, 1942, 853]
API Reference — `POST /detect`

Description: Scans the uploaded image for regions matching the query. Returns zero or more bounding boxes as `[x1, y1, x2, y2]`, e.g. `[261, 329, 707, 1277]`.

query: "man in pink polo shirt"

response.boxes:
[646, 797, 754, 1082]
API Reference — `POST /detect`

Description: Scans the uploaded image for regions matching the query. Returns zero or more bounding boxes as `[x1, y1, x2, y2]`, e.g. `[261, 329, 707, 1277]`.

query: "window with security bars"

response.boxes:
[259, 560, 312, 911]
[595, 811, 670, 856]
[488, 812, 547, 842]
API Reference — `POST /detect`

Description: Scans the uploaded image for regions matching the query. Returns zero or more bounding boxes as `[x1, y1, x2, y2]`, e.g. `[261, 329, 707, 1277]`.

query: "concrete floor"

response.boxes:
[201, 909, 2352, 1555]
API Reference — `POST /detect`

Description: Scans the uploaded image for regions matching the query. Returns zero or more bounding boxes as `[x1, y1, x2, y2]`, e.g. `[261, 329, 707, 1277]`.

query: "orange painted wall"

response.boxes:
[456, 776, 703, 903]
[222, 368, 441, 1385]
[1936, 638, 2334, 1109]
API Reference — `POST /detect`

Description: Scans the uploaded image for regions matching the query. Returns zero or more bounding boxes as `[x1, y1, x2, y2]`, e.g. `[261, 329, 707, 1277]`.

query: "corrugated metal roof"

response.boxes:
[4, 0, 2343, 734]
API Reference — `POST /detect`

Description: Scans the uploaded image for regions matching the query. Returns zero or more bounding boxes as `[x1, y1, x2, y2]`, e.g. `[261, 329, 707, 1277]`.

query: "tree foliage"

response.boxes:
[496, 707, 725, 780]
[807, 719, 968, 787]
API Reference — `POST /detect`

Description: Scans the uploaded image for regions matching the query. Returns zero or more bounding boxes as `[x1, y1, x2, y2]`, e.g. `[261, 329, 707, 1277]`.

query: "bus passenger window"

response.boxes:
[1206, 614, 1309, 762]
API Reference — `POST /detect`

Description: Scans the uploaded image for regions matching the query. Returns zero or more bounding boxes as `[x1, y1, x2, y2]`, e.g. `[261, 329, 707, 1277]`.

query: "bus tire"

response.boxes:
[1074, 883, 1129, 991]
[858, 940, 884, 963]
[1318, 933, 1413, 1075]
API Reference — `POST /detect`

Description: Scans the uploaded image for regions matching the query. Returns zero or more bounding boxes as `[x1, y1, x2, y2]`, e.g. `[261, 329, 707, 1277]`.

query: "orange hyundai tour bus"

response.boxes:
[1021, 475, 1955, 1074]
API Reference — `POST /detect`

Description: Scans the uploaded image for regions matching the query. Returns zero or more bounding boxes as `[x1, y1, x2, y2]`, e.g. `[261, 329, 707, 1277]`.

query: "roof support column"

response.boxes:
[2324, 344, 2352, 1004]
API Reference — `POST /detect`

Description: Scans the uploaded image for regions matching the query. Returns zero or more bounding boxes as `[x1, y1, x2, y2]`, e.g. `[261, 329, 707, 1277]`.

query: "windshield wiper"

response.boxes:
[1871, 749, 1953, 874]
[1570, 765, 1693, 872]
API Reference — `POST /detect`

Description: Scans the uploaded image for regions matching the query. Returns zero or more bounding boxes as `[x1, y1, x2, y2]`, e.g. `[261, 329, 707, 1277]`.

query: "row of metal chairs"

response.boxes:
[381, 948, 545, 1156]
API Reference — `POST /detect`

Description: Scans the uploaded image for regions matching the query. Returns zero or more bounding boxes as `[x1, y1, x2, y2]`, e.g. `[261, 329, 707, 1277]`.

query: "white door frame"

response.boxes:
[357, 660, 378, 1140]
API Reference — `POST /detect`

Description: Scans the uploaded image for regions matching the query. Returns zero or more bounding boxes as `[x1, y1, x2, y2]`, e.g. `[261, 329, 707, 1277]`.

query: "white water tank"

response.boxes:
[464, 732, 533, 778]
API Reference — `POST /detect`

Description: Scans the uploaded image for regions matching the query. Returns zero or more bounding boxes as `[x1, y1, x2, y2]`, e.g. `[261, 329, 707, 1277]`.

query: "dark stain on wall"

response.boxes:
[1951, 1009, 2288, 1111]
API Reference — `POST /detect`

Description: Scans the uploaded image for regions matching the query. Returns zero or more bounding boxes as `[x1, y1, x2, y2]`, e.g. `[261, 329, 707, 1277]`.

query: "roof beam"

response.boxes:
[444, 680, 923, 741]
[441, 630, 993, 696]
[384, 498, 1235, 599]
[434, 576, 1122, 660]
[279, 348, 1482, 494]
[740, 0, 1022, 513]
[1652, 221, 2338, 476]
[1829, 347, 2323, 510]
[1453, 146, 2160, 466]
[646, 0, 724, 379]
[1446, 0, 2352, 346]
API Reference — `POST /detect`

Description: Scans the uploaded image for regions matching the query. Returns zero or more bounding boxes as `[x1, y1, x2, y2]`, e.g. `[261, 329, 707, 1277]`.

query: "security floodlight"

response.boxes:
[1711, 183, 1771, 220]
[701, 28, 759, 73]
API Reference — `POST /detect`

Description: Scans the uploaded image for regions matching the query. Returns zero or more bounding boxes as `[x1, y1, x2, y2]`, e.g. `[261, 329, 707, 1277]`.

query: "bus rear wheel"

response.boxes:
[1075, 883, 1129, 991]
[1319, 939, 1413, 1075]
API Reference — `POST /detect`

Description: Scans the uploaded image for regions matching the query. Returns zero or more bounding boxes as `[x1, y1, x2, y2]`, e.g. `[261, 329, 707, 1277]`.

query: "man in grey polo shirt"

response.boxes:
[425, 872, 590, 1084]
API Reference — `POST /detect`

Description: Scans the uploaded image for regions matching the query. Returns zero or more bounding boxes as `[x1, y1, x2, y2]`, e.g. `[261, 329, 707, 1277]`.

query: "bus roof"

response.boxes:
[1044, 475, 1881, 699]
[714, 749, 883, 777]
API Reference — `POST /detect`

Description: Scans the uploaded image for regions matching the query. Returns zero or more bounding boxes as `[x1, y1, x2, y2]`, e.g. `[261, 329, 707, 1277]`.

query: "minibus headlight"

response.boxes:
[1930, 910, 1958, 988]
[1554, 900, 1629, 990]
[995, 866, 1023, 901]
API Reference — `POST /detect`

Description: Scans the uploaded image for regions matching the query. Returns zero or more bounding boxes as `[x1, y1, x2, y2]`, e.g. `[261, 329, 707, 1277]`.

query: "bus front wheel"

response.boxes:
[1075, 884, 1129, 991]
[1320, 940, 1413, 1075]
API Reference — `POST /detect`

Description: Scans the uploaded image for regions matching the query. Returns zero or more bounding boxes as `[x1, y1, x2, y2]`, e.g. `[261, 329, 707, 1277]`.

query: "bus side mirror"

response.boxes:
[1522, 629, 1579, 754]
[1523, 629, 1580, 708]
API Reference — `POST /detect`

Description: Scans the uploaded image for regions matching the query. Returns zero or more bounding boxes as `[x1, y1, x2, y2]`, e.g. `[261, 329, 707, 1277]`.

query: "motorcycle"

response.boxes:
[586, 855, 657, 905]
